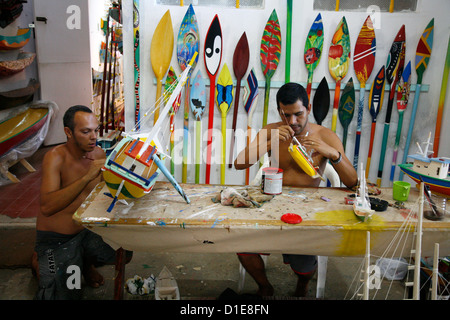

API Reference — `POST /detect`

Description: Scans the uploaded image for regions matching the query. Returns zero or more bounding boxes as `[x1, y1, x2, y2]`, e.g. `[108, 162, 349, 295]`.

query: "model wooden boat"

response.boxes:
[0, 28, 31, 50]
[155, 266, 180, 300]
[102, 53, 197, 212]
[0, 79, 39, 110]
[398, 133, 450, 196]
[0, 107, 49, 157]
[0, 51, 35, 77]
[353, 166, 375, 222]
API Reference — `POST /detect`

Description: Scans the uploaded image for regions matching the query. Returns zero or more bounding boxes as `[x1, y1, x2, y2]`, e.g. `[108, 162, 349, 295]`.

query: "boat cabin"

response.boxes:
[408, 155, 450, 180]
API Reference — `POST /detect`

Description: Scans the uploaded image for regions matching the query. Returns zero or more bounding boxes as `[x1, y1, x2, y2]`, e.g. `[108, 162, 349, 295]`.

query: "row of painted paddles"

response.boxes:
[140, 4, 435, 187]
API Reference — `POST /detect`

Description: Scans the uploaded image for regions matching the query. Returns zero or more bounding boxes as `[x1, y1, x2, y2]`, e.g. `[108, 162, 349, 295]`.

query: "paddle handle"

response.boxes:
[263, 78, 271, 127]
[245, 125, 252, 185]
[433, 35, 450, 156]
[205, 75, 216, 184]
[285, 0, 292, 83]
[182, 78, 191, 183]
[195, 120, 201, 184]
[221, 114, 226, 185]
[331, 81, 341, 132]
[229, 80, 242, 168]
[306, 72, 313, 101]
[154, 79, 163, 124]
[342, 127, 348, 151]
[376, 84, 397, 186]
[399, 83, 421, 181]
[365, 121, 377, 179]
[353, 86, 366, 169]
[390, 111, 404, 182]
[170, 112, 175, 175]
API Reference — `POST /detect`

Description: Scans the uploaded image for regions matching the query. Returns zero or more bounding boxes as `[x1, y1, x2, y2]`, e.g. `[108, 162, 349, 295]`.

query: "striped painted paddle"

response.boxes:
[177, 4, 199, 183]
[400, 19, 434, 180]
[242, 68, 259, 185]
[365, 65, 386, 179]
[390, 60, 411, 182]
[376, 25, 405, 187]
[353, 15, 376, 171]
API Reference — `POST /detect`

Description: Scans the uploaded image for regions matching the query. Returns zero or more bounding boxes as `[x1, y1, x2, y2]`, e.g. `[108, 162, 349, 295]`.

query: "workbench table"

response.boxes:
[74, 181, 449, 258]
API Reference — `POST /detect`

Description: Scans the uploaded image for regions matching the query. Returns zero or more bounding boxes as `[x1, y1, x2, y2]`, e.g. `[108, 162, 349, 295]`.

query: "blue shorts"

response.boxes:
[237, 253, 317, 274]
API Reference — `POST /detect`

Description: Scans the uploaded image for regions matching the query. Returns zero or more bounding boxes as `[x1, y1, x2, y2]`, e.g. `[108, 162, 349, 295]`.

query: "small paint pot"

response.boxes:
[261, 167, 283, 195]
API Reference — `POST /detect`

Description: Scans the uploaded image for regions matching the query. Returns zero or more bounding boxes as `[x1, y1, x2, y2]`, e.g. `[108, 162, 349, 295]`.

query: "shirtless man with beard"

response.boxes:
[234, 83, 357, 297]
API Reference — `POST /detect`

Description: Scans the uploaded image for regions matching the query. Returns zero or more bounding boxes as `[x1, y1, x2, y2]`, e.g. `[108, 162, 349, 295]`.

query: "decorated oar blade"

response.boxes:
[177, 4, 200, 184]
[352, 15, 376, 170]
[150, 10, 174, 124]
[328, 16, 351, 132]
[216, 64, 234, 185]
[242, 68, 259, 184]
[260, 9, 281, 127]
[304, 13, 324, 99]
[229, 32, 250, 168]
[390, 60, 411, 182]
[313, 76, 330, 125]
[338, 77, 355, 150]
[190, 70, 206, 184]
[400, 18, 434, 181]
[376, 24, 406, 186]
[365, 65, 386, 179]
[204, 15, 223, 184]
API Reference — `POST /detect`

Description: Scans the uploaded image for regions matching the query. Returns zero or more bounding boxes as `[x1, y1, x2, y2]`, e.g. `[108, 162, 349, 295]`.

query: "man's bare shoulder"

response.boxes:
[90, 146, 106, 160]
[43, 144, 67, 166]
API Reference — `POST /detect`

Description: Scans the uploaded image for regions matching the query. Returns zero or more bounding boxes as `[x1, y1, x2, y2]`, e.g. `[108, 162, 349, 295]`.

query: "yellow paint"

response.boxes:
[314, 210, 388, 256]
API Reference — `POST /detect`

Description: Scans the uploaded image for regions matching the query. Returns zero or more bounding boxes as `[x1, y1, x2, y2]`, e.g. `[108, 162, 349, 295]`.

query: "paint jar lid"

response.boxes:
[281, 213, 302, 224]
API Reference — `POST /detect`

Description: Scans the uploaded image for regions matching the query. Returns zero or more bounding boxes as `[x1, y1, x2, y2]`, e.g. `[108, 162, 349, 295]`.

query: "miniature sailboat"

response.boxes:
[155, 266, 180, 300]
[102, 52, 198, 212]
[353, 164, 375, 222]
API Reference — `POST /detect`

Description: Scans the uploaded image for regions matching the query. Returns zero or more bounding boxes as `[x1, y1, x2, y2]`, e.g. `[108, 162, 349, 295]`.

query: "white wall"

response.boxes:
[122, 0, 450, 187]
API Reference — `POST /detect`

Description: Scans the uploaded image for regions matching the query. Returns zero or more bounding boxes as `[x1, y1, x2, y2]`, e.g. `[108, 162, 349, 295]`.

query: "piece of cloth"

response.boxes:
[237, 253, 317, 274]
[34, 228, 129, 300]
[211, 187, 274, 208]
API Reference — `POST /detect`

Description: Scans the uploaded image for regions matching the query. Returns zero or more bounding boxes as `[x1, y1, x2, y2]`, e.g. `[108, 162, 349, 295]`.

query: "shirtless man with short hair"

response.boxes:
[34, 105, 131, 299]
[234, 83, 357, 297]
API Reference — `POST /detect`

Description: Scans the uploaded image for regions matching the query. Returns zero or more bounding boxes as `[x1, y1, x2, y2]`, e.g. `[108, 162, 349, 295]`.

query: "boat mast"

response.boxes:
[431, 243, 439, 300]
[363, 231, 370, 300]
[413, 182, 424, 300]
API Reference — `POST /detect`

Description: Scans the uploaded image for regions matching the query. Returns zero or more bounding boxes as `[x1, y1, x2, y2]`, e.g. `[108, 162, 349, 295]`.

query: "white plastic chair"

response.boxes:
[239, 162, 340, 298]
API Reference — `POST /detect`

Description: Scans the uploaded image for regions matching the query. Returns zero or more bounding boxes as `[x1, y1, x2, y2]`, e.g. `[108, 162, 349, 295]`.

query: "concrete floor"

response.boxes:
[0, 244, 408, 300]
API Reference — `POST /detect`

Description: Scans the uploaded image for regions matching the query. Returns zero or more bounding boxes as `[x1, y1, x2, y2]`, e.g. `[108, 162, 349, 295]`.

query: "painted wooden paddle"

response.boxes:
[353, 15, 376, 170]
[365, 65, 386, 179]
[216, 64, 234, 185]
[338, 77, 355, 151]
[312, 76, 330, 126]
[304, 13, 324, 100]
[190, 70, 206, 184]
[177, 4, 200, 183]
[390, 60, 411, 182]
[260, 9, 281, 128]
[328, 16, 351, 133]
[150, 10, 174, 125]
[400, 19, 434, 181]
[433, 34, 450, 156]
[204, 15, 222, 185]
[376, 24, 405, 187]
[164, 66, 182, 175]
[229, 32, 249, 168]
[133, 0, 140, 130]
[285, 0, 292, 82]
[242, 68, 259, 185]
